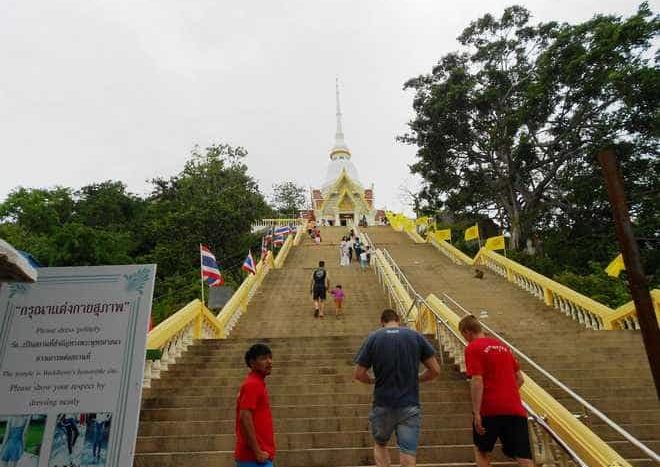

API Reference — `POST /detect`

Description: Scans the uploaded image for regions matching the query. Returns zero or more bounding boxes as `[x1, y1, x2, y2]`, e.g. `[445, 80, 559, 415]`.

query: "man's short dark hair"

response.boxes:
[244, 343, 272, 367]
[319, 261, 325, 267]
[380, 309, 400, 324]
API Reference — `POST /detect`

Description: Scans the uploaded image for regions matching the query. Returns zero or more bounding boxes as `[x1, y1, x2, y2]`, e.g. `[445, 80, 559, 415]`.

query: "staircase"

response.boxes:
[133, 227, 519, 466]
[364, 226, 660, 464]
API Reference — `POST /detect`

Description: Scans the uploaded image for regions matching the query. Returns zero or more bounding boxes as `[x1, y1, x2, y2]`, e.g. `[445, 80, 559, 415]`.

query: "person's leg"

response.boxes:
[473, 416, 498, 467]
[369, 407, 395, 467]
[319, 299, 324, 317]
[474, 447, 491, 467]
[373, 443, 391, 467]
[500, 416, 534, 466]
[394, 407, 421, 467]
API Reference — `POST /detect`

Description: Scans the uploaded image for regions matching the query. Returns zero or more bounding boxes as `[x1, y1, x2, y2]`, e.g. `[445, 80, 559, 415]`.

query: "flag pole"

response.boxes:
[477, 224, 482, 249]
[199, 244, 206, 308]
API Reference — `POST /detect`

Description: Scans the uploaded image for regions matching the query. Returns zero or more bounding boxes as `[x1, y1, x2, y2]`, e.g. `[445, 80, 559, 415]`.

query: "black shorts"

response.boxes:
[313, 286, 326, 300]
[473, 415, 532, 459]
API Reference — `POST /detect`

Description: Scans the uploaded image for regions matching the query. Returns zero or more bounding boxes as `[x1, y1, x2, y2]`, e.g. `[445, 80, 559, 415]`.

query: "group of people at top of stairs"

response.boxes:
[233, 310, 535, 467]
[340, 232, 371, 270]
[307, 225, 322, 245]
[310, 260, 345, 319]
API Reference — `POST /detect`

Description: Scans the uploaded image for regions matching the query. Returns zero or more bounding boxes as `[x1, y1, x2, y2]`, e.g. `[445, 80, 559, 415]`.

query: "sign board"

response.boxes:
[208, 285, 235, 309]
[0, 265, 156, 467]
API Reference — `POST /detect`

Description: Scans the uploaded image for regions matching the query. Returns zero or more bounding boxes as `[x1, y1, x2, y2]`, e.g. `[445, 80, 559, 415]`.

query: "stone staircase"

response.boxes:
[364, 226, 660, 464]
[133, 227, 519, 466]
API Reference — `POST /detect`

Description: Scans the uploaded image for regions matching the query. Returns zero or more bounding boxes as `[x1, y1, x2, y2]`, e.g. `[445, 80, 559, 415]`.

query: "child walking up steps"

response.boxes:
[330, 285, 345, 319]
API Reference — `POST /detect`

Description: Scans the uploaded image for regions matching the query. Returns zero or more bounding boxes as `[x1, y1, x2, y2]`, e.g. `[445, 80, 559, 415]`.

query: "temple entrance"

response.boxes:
[339, 213, 354, 226]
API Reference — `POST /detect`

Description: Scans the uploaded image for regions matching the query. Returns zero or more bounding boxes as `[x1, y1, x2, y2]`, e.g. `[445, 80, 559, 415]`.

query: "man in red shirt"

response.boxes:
[459, 315, 534, 466]
[235, 343, 275, 467]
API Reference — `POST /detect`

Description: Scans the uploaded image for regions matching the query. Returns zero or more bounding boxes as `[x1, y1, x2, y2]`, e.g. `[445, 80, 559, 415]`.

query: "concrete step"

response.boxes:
[136, 428, 475, 453]
[133, 443, 512, 467]
[141, 393, 472, 409]
[140, 401, 473, 421]
[138, 414, 473, 437]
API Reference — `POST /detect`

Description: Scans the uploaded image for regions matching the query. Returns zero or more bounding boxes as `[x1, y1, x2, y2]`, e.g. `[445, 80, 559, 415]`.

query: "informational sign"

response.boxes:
[0, 265, 156, 467]
[208, 285, 235, 309]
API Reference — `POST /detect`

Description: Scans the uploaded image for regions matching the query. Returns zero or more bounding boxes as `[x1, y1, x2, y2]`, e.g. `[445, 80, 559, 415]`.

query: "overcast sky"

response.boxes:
[1, 0, 654, 214]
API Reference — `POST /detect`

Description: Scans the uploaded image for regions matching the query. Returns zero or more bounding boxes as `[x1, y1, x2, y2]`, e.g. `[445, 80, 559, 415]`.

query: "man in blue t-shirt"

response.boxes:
[353, 309, 440, 467]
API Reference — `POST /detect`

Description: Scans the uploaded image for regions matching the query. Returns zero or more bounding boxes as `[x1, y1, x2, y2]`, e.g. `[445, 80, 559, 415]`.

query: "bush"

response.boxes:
[552, 263, 631, 308]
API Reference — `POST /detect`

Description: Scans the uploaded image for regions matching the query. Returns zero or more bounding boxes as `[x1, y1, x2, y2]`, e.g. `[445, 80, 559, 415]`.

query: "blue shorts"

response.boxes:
[236, 461, 273, 467]
[368, 405, 421, 455]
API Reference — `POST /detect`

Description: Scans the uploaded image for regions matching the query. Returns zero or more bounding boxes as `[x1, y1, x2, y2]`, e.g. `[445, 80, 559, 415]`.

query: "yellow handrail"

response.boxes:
[386, 211, 425, 243]
[293, 225, 304, 246]
[147, 299, 223, 350]
[274, 234, 295, 268]
[427, 234, 659, 331]
[417, 294, 632, 467]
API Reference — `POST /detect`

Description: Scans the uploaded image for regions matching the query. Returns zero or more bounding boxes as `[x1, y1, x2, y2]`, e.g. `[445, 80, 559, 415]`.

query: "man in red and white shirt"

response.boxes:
[459, 315, 534, 466]
[235, 343, 275, 467]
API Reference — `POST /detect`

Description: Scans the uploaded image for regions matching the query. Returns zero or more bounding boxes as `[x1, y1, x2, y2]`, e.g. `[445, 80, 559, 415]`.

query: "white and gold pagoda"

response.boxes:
[310, 80, 380, 226]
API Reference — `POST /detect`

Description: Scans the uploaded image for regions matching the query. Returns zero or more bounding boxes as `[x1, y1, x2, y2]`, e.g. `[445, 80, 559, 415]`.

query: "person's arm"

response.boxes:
[515, 370, 524, 388]
[419, 356, 440, 382]
[353, 364, 374, 384]
[238, 409, 269, 462]
[470, 376, 485, 435]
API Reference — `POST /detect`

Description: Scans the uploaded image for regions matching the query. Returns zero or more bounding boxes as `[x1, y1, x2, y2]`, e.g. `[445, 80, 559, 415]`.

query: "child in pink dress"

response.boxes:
[330, 285, 345, 319]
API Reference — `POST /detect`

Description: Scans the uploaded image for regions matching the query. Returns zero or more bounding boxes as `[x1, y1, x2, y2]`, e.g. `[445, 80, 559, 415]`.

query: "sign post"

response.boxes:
[0, 264, 156, 467]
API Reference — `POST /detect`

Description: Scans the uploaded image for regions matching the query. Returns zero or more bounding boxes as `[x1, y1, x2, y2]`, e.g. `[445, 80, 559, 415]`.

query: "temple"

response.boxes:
[309, 80, 383, 226]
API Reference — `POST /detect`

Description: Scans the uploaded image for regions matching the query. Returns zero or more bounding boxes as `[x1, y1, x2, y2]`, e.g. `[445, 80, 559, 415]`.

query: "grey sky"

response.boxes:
[1, 0, 652, 214]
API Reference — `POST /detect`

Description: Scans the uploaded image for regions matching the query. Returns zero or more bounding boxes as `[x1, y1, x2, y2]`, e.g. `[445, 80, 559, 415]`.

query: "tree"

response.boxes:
[142, 144, 271, 303]
[270, 181, 306, 218]
[400, 4, 659, 249]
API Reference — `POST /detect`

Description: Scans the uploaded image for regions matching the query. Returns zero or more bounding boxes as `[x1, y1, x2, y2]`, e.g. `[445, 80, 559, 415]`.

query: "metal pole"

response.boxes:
[199, 244, 205, 308]
[597, 149, 660, 399]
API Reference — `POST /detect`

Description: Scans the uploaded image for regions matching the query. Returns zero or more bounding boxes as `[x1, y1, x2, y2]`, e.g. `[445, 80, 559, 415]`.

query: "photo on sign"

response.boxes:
[0, 414, 46, 467]
[48, 413, 112, 467]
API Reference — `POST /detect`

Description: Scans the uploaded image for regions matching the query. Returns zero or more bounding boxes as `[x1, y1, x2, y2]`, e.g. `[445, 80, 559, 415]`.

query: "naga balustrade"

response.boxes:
[428, 233, 660, 331]
[370, 243, 643, 466]
[143, 234, 297, 389]
[143, 299, 224, 388]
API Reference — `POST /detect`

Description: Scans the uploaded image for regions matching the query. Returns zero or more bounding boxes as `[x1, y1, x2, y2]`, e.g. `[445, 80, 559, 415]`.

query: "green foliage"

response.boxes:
[401, 3, 659, 250]
[553, 264, 631, 308]
[0, 143, 271, 324]
[270, 181, 306, 217]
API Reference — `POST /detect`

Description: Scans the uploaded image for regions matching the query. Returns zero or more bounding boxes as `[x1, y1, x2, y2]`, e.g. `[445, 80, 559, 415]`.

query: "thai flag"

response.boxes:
[200, 244, 224, 287]
[273, 235, 285, 246]
[264, 228, 273, 242]
[275, 225, 290, 236]
[261, 236, 269, 258]
[242, 250, 257, 275]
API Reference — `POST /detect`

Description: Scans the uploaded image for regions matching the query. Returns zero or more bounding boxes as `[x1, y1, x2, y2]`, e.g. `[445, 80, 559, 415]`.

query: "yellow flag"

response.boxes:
[605, 254, 625, 278]
[435, 229, 451, 242]
[415, 216, 428, 226]
[485, 235, 506, 251]
[464, 224, 479, 241]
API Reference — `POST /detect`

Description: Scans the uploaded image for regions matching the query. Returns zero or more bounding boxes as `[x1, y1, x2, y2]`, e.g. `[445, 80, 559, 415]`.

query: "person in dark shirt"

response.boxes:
[353, 309, 440, 467]
[310, 260, 330, 318]
[459, 315, 533, 466]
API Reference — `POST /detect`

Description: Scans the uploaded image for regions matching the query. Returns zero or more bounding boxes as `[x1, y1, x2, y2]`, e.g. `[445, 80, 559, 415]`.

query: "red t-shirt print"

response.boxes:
[235, 371, 276, 461]
[464, 337, 526, 417]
